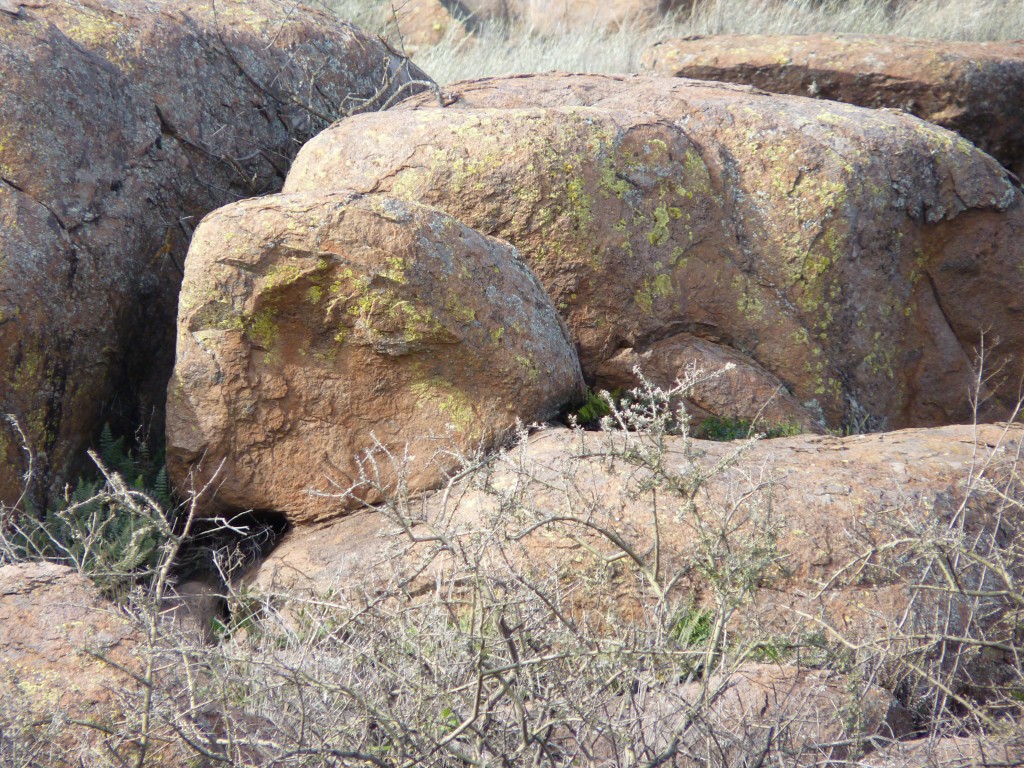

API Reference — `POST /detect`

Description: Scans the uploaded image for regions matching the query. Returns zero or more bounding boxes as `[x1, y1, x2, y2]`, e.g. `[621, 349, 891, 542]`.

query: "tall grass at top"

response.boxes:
[315, 0, 1024, 84]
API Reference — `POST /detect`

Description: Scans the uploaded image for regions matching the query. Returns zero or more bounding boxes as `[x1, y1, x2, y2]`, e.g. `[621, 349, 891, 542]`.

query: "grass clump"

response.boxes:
[695, 415, 803, 441]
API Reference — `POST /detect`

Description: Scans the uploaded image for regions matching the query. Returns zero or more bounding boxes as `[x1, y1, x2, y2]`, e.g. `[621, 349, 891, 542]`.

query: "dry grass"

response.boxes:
[314, 0, 1024, 84]
[4, 369, 1022, 765]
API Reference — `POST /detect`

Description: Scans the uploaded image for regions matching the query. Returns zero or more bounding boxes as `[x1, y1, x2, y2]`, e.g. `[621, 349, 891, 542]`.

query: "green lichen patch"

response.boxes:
[60, 5, 125, 48]
[646, 204, 682, 247]
[680, 149, 714, 198]
[409, 376, 477, 434]
[861, 330, 897, 382]
[733, 275, 765, 320]
[262, 262, 308, 291]
[514, 353, 540, 384]
[913, 121, 977, 158]
[444, 296, 477, 327]
[634, 273, 673, 314]
[345, 283, 457, 351]
[246, 309, 278, 350]
[598, 161, 632, 200]
[380, 256, 408, 285]
[190, 301, 244, 333]
[565, 175, 592, 230]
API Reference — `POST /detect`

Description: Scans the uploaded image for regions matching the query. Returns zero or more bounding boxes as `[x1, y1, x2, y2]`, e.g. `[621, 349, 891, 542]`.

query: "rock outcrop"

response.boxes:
[0, 562, 147, 764]
[249, 421, 1024, 698]
[642, 35, 1024, 176]
[166, 192, 583, 524]
[287, 73, 1024, 431]
[0, 0, 428, 509]
[0, 562, 270, 765]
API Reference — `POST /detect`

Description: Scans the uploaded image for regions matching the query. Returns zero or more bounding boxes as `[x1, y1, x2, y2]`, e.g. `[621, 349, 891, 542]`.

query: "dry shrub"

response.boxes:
[3, 365, 1022, 766]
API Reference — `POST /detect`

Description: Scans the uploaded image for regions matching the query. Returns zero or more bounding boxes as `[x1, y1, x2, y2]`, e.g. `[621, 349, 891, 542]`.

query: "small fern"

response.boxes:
[9, 424, 174, 597]
[570, 389, 616, 426]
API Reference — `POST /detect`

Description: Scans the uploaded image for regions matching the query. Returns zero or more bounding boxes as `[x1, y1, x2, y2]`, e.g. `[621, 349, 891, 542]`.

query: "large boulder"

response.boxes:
[0, 0, 428, 510]
[166, 191, 583, 524]
[642, 35, 1024, 177]
[249, 421, 1024, 704]
[285, 73, 1024, 431]
[0, 562, 274, 765]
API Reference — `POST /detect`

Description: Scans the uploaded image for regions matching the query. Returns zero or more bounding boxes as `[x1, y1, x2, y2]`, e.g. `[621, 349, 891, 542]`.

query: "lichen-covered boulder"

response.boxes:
[286, 73, 1024, 431]
[642, 35, 1024, 176]
[166, 191, 583, 524]
[0, 0, 428, 509]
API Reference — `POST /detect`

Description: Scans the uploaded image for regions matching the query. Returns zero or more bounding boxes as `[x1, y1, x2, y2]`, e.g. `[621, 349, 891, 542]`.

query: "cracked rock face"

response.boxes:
[288, 73, 1024, 431]
[166, 192, 584, 525]
[642, 35, 1024, 178]
[0, 0, 429, 508]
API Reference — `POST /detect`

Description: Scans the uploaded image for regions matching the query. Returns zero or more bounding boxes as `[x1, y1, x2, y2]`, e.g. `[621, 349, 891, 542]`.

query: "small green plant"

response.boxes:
[568, 388, 615, 426]
[669, 605, 715, 656]
[95, 423, 172, 509]
[695, 415, 802, 441]
[1, 424, 173, 597]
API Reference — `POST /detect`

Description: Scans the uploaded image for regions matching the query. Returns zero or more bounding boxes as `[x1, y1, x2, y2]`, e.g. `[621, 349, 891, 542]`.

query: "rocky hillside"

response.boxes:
[1, 2, 1023, 765]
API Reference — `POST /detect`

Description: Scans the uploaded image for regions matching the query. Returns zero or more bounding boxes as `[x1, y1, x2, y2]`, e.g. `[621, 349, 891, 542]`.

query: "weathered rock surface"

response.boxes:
[249, 421, 1024, 698]
[594, 333, 825, 433]
[642, 35, 1024, 176]
[0, 562, 146, 763]
[287, 73, 1024, 431]
[167, 191, 583, 524]
[0, 562, 270, 764]
[0, 0, 427, 509]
